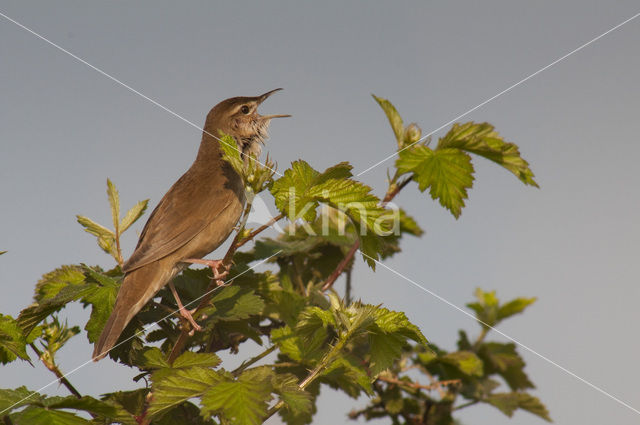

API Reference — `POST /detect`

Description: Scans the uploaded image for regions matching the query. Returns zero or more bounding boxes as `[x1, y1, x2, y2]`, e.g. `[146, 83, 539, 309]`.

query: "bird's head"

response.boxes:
[204, 88, 290, 157]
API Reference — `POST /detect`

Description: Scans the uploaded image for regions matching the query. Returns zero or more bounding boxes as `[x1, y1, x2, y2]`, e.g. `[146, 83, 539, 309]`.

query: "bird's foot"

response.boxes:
[182, 258, 229, 282]
[169, 281, 202, 332]
[178, 305, 202, 333]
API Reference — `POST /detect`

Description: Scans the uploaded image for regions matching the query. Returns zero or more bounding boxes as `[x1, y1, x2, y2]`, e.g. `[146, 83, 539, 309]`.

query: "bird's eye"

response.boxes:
[241, 105, 250, 114]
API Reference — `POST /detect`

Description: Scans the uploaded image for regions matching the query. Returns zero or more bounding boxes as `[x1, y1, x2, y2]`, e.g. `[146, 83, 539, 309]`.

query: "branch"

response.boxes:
[231, 345, 276, 376]
[168, 199, 280, 363]
[378, 375, 461, 392]
[29, 343, 81, 399]
[321, 176, 412, 292]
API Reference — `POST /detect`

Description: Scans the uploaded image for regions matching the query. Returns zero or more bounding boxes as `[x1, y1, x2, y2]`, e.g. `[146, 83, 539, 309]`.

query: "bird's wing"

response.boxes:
[122, 170, 240, 273]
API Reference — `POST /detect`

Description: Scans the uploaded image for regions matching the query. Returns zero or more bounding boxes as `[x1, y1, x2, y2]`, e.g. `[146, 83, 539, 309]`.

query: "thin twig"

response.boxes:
[231, 345, 276, 376]
[167, 198, 278, 363]
[29, 344, 82, 399]
[235, 213, 284, 250]
[378, 375, 461, 392]
[321, 176, 413, 292]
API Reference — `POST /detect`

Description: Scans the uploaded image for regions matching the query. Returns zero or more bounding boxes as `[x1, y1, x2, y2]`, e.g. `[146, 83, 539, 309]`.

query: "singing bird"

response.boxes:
[92, 89, 289, 361]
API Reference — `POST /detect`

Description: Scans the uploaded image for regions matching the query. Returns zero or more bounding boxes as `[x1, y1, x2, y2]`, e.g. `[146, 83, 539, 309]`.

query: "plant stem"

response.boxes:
[168, 197, 278, 363]
[321, 176, 412, 292]
[231, 345, 276, 376]
[29, 343, 81, 399]
[453, 400, 479, 411]
[235, 213, 284, 250]
[263, 337, 348, 421]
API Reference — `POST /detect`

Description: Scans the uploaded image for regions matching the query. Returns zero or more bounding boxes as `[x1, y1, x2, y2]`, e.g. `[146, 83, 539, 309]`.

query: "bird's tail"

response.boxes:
[92, 261, 173, 361]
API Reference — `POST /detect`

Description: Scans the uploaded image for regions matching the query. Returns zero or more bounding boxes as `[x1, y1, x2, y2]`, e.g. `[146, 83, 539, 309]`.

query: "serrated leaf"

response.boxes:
[140, 347, 171, 369]
[368, 330, 405, 376]
[46, 396, 118, 417]
[478, 342, 534, 390]
[441, 351, 484, 377]
[201, 375, 272, 425]
[149, 367, 224, 417]
[10, 406, 91, 425]
[271, 325, 325, 364]
[120, 199, 149, 232]
[33, 266, 85, 302]
[0, 387, 41, 413]
[273, 374, 312, 416]
[497, 297, 537, 322]
[397, 146, 474, 218]
[80, 269, 120, 343]
[372, 95, 404, 146]
[372, 307, 428, 346]
[321, 356, 372, 397]
[106, 179, 120, 232]
[0, 315, 29, 363]
[437, 122, 538, 187]
[76, 215, 116, 256]
[204, 286, 265, 322]
[218, 133, 245, 176]
[172, 351, 221, 369]
[18, 283, 93, 337]
[486, 392, 551, 421]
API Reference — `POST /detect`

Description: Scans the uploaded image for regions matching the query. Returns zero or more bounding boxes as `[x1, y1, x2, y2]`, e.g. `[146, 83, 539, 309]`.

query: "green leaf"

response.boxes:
[172, 351, 221, 369]
[478, 342, 534, 390]
[201, 371, 273, 425]
[9, 406, 91, 425]
[436, 122, 538, 187]
[45, 395, 118, 417]
[368, 330, 405, 376]
[76, 215, 116, 256]
[120, 199, 149, 232]
[0, 315, 29, 363]
[149, 366, 224, 417]
[397, 146, 474, 218]
[271, 160, 324, 222]
[372, 307, 428, 346]
[372, 95, 404, 147]
[497, 297, 537, 321]
[203, 286, 265, 323]
[218, 133, 244, 176]
[33, 266, 85, 303]
[106, 179, 121, 232]
[273, 374, 312, 416]
[321, 356, 373, 397]
[0, 387, 41, 413]
[271, 325, 326, 364]
[486, 392, 551, 421]
[441, 351, 484, 377]
[80, 270, 119, 343]
[0, 251, 6, 255]
[18, 283, 93, 337]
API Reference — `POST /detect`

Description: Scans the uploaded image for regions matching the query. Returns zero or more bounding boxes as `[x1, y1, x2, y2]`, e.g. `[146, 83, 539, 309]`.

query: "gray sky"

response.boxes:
[1, 1, 640, 424]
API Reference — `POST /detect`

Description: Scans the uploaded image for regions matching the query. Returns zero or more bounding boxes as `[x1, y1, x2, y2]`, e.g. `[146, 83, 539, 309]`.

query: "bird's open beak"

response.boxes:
[258, 88, 284, 104]
[257, 88, 291, 119]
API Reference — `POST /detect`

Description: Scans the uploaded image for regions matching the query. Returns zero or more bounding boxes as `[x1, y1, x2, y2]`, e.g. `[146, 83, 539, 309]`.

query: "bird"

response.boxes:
[92, 89, 289, 361]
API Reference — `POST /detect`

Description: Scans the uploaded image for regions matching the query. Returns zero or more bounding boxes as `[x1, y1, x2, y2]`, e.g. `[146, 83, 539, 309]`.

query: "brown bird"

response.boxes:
[92, 89, 289, 361]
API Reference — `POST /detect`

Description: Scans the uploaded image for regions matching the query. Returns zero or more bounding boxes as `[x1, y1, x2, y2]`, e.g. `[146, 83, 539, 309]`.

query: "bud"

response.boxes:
[403, 123, 422, 146]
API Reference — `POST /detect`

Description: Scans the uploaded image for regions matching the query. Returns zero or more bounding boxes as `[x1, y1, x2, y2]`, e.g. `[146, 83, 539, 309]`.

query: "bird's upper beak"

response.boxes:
[257, 88, 291, 119]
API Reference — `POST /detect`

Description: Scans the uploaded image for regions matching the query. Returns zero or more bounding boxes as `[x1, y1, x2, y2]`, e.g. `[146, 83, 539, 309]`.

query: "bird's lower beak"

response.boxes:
[261, 114, 291, 119]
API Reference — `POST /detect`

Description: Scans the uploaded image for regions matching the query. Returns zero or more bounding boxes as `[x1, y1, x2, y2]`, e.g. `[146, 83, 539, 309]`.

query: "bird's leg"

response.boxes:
[182, 258, 229, 285]
[169, 281, 202, 332]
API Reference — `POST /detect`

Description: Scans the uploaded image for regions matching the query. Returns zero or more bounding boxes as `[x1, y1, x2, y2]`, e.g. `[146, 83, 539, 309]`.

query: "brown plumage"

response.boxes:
[92, 89, 289, 361]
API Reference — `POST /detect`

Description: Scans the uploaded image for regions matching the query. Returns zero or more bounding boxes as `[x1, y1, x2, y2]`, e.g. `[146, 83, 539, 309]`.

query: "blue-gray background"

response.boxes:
[1, 2, 639, 424]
